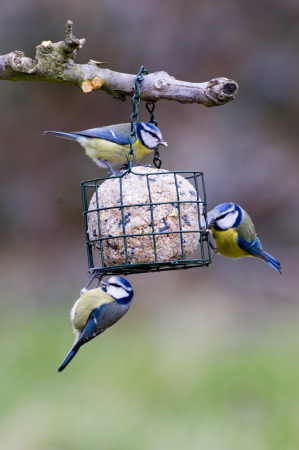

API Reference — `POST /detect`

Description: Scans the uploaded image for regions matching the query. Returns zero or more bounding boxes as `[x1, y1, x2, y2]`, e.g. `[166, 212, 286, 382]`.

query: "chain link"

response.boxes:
[146, 102, 157, 126]
[126, 66, 148, 170]
[153, 151, 162, 169]
[146, 102, 162, 169]
[126, 67, 163, 171]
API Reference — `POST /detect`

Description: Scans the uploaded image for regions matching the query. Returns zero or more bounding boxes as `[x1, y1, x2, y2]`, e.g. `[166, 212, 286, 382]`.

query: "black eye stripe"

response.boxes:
[108, 282, 130, 289]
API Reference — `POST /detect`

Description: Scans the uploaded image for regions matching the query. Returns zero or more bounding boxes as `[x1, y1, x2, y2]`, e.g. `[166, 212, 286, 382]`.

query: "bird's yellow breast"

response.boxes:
[72, 288, 114, 331]
[78, 137, 153, 165]
[212, 227, 248, 259]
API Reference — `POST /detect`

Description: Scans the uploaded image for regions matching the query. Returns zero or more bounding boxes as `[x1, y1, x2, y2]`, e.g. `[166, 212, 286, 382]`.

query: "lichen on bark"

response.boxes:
[0, 20, 239, 106]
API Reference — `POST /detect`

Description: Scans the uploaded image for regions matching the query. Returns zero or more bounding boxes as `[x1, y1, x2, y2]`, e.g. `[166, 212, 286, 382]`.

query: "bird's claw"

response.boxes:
[108, 169, 126, 177]
[83, 269, 104, 292]
[202, 231, 218, 253]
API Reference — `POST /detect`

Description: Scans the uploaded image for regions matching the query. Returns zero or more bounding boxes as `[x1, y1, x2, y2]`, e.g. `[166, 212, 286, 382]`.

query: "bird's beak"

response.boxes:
[101, 281, 107, 286]
[158, 139, 168, 146]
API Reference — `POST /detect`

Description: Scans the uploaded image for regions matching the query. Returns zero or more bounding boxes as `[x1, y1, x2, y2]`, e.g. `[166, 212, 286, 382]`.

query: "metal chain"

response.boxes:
[146, 102, 162, 169]
[126, 66, 148, 171]
[146, 102, 157, 126]
[153, 150, 162, 169]
[126, 68, 163, 170]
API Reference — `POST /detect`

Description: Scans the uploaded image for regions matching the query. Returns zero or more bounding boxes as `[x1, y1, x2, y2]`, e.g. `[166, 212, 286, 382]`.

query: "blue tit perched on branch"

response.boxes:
[207, 203, 282, 274]
[57, 276, 134, 372]
[44, 122, 167, 175]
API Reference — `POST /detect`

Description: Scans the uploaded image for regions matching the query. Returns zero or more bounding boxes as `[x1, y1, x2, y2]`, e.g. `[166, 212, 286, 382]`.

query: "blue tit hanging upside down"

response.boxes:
[44, 122, 167, 175]
[207, 203, 282, 274]
[57, 276, 134, 372]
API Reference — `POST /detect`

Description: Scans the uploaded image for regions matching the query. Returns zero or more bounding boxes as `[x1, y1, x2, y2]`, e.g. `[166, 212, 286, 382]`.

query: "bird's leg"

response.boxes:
[80, 269, 102, 295]
[207, 230, 218, 254]
[202, 230, 218, 253]
[209, 241, 218, 254]
[92, 158, 119, 176]
[104, 160, 127, 176]
[95, 272, 104, 288]
[102, 160, 119, 176]
[92, 158, 106, 169]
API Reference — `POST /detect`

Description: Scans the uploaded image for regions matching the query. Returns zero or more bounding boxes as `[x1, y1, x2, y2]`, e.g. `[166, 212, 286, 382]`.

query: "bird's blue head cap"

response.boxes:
[207, 203, 243, 231]
[136, 122, 167, 150]
[102, 276, 134, 304]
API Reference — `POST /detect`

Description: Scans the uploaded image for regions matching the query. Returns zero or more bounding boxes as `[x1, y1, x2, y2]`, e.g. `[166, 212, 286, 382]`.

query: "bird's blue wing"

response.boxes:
[75, 303, 107, 348]
[237, 235, 264, 257]
[74, 125, 130, 145]
[57, 304, 107, 372]
[237, 235, 281, 274]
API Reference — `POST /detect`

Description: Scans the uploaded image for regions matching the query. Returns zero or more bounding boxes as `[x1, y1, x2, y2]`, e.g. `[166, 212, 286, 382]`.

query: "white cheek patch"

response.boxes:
[106, 285, 129, 300]
[217, 211, 238, 230]
[140, 130, 158, 149]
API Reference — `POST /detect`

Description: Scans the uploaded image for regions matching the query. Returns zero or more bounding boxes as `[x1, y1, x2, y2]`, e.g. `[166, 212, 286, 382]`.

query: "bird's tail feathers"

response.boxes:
[57, 346, 80, 372]
[261, 251, 282, 274]
[44, 131, 79, 141]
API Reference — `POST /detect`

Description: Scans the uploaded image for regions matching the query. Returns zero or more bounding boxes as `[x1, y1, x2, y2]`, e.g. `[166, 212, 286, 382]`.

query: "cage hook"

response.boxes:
[146, 102, 158, 126]
[153, 150, 162, 169]
[146, 102, 162, 168]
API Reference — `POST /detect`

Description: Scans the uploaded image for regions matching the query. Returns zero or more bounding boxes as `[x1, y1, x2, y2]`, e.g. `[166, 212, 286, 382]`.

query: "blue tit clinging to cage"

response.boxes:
[207, 203, 281, 274]
[57, 276, 134, 372]
[44, 122, 167, 175]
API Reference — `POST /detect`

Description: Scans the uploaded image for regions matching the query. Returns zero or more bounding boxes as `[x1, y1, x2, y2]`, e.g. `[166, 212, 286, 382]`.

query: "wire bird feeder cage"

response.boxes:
[81, 67, 212, 277]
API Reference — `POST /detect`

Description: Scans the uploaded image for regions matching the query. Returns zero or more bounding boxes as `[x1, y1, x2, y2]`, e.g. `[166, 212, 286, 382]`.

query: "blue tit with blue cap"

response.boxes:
[57, 276, 134, 372]
[44, 122, 167, 175]
[207, 203, 281, 274]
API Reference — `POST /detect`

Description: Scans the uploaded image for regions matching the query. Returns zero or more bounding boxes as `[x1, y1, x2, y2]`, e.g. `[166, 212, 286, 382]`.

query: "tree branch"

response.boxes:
[0, 20, 239, 106]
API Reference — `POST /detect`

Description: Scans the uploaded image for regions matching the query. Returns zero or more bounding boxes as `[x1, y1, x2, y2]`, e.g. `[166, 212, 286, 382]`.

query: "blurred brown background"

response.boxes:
[0, 1, 299, 449]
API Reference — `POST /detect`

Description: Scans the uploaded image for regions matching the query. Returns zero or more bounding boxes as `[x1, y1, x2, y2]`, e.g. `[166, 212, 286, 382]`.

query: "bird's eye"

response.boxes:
[218, 213, 228, 220]
[150, 132, 157, 138]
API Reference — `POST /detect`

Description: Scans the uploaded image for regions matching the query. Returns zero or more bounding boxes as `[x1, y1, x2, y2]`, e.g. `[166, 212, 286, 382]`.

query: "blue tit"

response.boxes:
[57, 276, 134, 372]
[44, 122, 167, 175]
[207, 203, 281, 274]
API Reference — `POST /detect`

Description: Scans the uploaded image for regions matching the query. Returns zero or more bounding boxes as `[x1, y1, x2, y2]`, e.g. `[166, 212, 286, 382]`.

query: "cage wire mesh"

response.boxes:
[81, 169, 212, 276]
[80, 66, 212, 276]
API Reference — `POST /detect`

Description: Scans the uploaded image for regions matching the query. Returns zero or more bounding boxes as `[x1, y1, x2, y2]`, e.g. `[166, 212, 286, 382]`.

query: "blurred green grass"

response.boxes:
[1, 305, 299, 450]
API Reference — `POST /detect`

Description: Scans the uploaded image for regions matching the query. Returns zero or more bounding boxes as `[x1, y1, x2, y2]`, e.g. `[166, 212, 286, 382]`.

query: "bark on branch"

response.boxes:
[0, 20, 239, 107]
